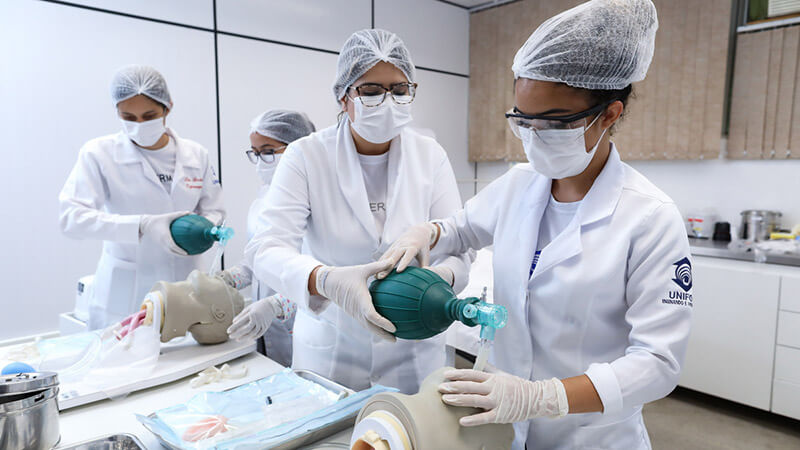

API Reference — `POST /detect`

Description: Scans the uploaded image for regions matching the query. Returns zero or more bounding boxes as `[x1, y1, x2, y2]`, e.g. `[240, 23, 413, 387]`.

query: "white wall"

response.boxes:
[0, 0, 471, 340]
[629, 156, 800, 230]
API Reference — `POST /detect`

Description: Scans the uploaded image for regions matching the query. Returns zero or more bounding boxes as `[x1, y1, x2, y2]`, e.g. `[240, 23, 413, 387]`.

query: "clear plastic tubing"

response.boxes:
[473, 338, 491, 372]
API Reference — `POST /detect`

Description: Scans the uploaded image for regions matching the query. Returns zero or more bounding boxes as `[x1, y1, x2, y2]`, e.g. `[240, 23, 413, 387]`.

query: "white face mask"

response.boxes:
[121, 117, 167, 147]
[255, 154, 281, 185]
[350, 97, 413, 144]
[520, 114, 607, 179]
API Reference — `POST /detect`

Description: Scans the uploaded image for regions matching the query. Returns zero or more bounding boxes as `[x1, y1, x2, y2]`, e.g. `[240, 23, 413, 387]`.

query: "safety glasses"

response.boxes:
[505, 100, 612, 140]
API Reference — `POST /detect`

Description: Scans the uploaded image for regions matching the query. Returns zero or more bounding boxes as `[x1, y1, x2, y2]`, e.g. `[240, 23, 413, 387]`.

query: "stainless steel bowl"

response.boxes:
[0, 372, 61, 450]
[740, 210, 782, 242]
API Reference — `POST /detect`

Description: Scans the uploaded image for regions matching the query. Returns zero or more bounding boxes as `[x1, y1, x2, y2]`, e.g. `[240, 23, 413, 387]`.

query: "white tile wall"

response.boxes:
[216, 0, 371, 52]
[57, 0, 214, 28]
[374, 0, 470, 75]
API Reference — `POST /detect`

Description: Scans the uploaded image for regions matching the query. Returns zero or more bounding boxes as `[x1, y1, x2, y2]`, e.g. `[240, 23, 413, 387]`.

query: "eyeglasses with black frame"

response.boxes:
[347, 82, 418, 107]
[504, 100, 614, 143]
[245, 145, 286, 164]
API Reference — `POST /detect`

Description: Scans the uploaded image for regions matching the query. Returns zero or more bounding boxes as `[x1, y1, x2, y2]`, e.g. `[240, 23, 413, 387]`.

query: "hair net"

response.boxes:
[249, 109, 316, 144]
[512, 0, 658, 90]
[332, 29, 416, 102]
[110, 64, 172, 108]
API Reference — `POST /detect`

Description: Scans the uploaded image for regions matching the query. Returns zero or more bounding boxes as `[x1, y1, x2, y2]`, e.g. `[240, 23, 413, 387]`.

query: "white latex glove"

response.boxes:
[438, 369, 569, 426]
[215, 270, 236, 288]
[140, 211, 191, 256]
[316, 261, 397, 341]
[227, 296, 280, 341]
[377, 222, 439, 279]
[424, 265, 454, 286]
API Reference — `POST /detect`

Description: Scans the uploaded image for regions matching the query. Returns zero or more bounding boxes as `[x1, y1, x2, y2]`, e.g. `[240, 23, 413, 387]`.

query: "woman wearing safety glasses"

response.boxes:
[245, 29, 470, 394]
[215, 110, 315, 367]
[381, 1, 692, 448]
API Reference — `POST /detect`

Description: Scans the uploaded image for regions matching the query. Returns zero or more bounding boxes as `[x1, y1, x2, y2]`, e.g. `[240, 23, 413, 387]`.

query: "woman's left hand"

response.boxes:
[438, 369, 569, 426]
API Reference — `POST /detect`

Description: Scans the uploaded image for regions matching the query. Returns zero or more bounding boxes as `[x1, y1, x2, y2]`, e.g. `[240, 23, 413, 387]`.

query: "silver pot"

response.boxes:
[739, 210, 782, 242]
[0, 372, 60, 450]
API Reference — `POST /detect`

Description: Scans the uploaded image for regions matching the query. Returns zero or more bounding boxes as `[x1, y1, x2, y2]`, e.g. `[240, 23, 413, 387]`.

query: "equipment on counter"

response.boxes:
[712, 222, 732, 242]
[740, 210, 782, 242]
[369, 267, 507, 341]
[170, 214, 234, 255]
[350, 367, 514, 450]
[686, 211, 718, 239]
[0, 372, 61, 450]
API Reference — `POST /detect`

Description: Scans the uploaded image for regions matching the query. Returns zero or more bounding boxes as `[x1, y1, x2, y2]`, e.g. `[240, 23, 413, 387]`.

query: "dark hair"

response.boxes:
[577, 84, 633, 133]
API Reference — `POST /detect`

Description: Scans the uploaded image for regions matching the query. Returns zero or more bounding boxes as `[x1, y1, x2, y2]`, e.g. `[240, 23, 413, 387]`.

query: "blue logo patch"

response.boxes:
[672, 257, 692, 292]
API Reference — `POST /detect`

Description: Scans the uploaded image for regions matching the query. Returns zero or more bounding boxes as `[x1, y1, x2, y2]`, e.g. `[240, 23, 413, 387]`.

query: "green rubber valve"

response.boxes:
[369, 267, 507, 340]
[170, 214, 234, 255]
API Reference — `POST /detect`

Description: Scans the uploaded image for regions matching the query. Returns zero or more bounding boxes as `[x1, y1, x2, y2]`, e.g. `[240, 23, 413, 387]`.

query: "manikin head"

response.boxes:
[142, 270, 244, 344]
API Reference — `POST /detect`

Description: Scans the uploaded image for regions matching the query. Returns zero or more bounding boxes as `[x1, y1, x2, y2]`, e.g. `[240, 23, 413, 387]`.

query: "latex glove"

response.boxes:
[227, 296, 280, 341]
[438, 369, 569, 426]
[215, 270, 236, 288]
[377, 222, 439, 279]
[424, 265, 454, 286]
[140, 211, 191, 256]
[316, 261, 397, 341]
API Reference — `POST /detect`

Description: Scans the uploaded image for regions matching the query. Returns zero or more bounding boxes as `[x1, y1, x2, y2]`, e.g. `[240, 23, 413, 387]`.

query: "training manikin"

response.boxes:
[139, 270, 245, 344]
[350, 367, 514, 450]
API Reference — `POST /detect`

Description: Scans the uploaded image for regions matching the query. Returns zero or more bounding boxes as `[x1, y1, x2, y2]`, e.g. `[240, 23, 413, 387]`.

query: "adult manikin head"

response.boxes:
[142, 270, 244, 344]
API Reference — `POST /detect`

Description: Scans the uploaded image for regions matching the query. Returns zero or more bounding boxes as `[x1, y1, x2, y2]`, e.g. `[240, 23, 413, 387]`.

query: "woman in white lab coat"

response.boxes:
[217, 109, 316, 367]
[59, 65, 225, 330]
[246, 29, 470, 394]
[383, 1, 692, 449]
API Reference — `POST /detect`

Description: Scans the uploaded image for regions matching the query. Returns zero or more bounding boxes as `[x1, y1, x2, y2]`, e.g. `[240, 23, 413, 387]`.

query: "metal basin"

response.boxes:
[57, 434, 145, 450]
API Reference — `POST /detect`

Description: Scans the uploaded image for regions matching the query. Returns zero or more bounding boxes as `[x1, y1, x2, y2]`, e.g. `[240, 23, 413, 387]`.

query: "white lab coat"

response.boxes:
[436, 146, 693, 449]
[246, 121, 471, 394]
[245, 185, 295, 367]
[59, 128, 225, 329]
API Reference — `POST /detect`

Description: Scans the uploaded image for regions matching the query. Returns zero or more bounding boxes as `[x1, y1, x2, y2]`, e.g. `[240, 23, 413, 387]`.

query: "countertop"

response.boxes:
[689, 237, 800, 267]
[56, 352, 353, 449]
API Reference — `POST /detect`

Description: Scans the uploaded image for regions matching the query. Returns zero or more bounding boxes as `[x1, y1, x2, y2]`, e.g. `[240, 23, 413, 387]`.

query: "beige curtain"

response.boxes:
[468, 0, 732, 162]
[728, 25, 800, 159]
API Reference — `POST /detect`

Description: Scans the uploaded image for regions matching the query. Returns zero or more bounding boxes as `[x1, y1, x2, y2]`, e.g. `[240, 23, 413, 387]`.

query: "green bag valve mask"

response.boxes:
[368, 267, 507, 341]
[170, 214, 234, 255]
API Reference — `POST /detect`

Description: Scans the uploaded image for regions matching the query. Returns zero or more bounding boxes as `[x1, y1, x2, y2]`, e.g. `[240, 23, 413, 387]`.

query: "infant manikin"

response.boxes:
[350, 367, 514, 450]
[140, 270, 245, 344]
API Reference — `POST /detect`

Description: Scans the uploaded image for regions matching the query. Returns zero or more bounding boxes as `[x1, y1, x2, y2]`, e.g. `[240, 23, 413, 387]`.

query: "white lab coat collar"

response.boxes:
[112, 127, 202, 169]
[334, 119, 401, 244]
[528, 143, 624, 280]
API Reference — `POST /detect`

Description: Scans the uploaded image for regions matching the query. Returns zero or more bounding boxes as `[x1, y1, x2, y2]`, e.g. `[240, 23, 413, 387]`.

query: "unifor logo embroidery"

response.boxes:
[672, 257, 692, 292]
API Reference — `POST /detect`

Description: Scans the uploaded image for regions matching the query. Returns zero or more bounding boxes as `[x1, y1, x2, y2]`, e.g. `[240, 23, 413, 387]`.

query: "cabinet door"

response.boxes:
[679, 257, 780, 410]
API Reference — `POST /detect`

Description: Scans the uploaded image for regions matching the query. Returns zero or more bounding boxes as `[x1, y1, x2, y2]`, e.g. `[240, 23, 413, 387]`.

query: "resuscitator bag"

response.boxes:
[137, 369, 397, 449]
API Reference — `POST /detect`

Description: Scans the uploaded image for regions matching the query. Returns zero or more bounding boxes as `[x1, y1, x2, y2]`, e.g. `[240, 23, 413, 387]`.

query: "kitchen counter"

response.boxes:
[56, 352, 353, 449]
[689, 237, 800, 267]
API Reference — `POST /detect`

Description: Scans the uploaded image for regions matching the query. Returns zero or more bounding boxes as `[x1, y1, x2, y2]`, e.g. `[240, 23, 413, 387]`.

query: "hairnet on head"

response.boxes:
[249, 109, 316, 144]
[332, 28, 416, 102]
[512, 0, 658, 90]
[110, 64, 172, 108]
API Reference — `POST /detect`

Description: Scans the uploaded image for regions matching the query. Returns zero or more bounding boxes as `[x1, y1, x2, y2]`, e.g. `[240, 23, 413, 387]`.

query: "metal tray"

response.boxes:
[57, 433, 145, 450]
[143, 369, 356, 450]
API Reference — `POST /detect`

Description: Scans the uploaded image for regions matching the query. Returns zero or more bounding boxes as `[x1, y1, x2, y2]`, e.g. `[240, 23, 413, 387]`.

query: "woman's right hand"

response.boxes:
[314, 261, 397, 341]
[377, 222, 439, 279]
[139, 211, 191, 256]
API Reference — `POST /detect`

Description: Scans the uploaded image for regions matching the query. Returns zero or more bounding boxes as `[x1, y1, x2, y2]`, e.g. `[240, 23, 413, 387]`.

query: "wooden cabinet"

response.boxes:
[679, 256, 780, 410]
